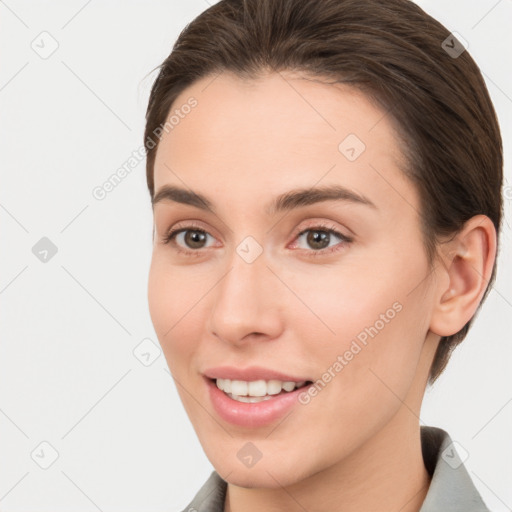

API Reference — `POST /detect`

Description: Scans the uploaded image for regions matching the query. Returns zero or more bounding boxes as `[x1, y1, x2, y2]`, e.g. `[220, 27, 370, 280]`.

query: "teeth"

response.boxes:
[228, 394, 275, 403]
[216, 378, 307, 398]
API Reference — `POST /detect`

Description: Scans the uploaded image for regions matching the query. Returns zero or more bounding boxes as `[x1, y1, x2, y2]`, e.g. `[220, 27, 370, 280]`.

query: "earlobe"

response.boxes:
[429, 215, 497, 337]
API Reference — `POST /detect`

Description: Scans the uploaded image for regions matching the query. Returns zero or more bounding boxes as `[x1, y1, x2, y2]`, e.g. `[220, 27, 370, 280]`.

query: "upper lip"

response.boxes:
[203, 366, 311, 383]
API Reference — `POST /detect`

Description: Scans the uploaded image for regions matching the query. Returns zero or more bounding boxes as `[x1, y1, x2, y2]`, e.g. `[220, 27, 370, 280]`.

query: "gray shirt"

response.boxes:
[180, 426, 490, 512]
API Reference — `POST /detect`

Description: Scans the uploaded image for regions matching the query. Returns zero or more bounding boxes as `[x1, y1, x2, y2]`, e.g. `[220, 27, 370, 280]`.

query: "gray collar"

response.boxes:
[181, 426, 489, 512]
[418, 426, 489, 511]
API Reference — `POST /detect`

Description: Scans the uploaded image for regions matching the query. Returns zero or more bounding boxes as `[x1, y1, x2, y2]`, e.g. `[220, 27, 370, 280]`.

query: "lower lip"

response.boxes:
[205, 377, 312, 428]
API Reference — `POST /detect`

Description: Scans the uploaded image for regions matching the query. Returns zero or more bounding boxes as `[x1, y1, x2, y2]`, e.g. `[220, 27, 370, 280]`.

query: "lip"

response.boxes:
[202, 365, 311, 382]
[204, 376, 313, 428]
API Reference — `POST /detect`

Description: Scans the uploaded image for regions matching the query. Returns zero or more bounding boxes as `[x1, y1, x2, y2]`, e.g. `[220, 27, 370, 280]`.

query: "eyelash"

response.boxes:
[161, 221, 353, 258]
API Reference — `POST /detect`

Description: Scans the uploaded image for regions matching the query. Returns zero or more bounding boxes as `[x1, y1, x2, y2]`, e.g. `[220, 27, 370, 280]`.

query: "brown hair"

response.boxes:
[143, 0, 503, 384]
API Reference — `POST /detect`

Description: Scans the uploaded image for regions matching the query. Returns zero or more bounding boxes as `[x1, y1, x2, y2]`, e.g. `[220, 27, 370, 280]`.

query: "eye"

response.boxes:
[290, 222, 353, 256]
[161, 222, 215, 255]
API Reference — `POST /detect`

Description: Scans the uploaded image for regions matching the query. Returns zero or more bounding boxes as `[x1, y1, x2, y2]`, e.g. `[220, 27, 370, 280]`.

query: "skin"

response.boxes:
[147, 70, 496, 512]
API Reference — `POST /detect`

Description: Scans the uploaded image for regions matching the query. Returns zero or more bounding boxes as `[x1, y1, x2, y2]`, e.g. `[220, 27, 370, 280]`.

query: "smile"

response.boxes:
[205, 376, 314, 427]
[215, 378, 311, 403]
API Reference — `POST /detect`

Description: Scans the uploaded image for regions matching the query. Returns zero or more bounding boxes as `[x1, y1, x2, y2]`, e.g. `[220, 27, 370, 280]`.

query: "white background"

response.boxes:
[0, 1, 511, 511]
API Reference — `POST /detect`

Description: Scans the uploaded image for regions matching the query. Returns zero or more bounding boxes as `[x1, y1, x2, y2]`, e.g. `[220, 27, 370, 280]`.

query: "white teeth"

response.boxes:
[215, 378, 307, 398]
[230, 380, 248, 396]
[282, 381, 297, 392]
[229, 394, 274, 403]
[266, 380, 283, 395]
[222, 378, 231, 393]
[248, 380, 267, 397]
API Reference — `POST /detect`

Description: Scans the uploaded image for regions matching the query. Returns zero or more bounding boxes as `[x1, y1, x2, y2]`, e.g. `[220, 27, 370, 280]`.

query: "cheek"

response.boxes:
[147, 261, 211, 437]
[285, 247, 430, 396]
[147, 255, 202, 374]
[147, 257, 173, 340]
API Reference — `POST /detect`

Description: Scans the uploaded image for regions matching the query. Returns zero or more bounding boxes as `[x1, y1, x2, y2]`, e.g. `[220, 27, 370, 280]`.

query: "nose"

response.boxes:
[207, 244, 285, 347]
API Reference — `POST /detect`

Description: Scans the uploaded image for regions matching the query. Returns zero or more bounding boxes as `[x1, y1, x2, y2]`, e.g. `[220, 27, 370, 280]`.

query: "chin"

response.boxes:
[223, 468, 302, 489]
[209, 453, 312, 489]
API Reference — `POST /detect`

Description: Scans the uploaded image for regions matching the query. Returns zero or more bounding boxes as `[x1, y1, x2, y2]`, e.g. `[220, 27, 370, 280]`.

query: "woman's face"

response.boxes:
[148, 70, 440, 487]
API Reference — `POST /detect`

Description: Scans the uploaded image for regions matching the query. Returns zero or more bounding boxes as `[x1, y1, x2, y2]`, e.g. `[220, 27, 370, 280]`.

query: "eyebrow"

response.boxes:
[152, 184, 377, 214]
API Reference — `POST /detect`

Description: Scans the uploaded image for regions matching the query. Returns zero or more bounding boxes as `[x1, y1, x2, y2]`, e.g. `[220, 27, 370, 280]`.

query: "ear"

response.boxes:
[429, 215, 497, 337]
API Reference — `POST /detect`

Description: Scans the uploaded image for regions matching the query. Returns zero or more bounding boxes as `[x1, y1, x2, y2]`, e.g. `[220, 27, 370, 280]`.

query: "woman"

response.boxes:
[144, 0, 503, 510]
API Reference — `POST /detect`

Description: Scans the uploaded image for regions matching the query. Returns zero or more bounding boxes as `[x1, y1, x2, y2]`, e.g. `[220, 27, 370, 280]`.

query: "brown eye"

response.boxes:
[305, 230, 331, 250]
[290, 222, 354, 258]
[295, 227, 350, 252]
[183, 230, 208, 249]
[163, 227, 213, 251]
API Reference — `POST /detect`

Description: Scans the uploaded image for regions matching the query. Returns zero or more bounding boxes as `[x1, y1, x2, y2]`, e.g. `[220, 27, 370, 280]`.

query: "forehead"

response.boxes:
[153, 70, 416, 217]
